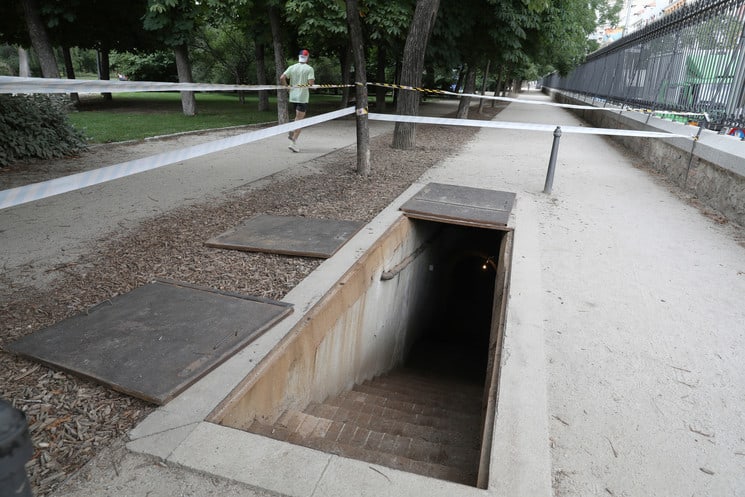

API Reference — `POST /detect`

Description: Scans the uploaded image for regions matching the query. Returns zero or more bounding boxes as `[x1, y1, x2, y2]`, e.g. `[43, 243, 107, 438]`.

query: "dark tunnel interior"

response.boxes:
[405, 223, 505, 386]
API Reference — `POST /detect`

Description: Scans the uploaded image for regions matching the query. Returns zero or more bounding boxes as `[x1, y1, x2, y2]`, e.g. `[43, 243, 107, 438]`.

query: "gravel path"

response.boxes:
[0, 104, 503, 496]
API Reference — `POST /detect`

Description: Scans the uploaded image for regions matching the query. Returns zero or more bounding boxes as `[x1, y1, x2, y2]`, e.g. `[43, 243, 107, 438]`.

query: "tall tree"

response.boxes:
[392, 0, 440, 150]
[363, 0, 414, 111]
[456, 64, 476, 118]
[20, 0, 59, 77]
[346, 0, 370, 175]
[254, 40, 270, 111]
[268, 2, 289, 124]
[285, 0, 351, 107]
[143, 0, 199, 115]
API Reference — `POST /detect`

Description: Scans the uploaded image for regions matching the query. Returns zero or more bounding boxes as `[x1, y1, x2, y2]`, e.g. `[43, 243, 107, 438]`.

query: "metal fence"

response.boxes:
[543, 0, 745, 131]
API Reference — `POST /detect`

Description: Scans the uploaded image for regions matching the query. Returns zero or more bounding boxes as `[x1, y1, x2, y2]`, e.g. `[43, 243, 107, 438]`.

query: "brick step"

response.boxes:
[327, 391, 481, 430]
[364, 375, 483, 407]
[305, 435, 477, 485]
[304, 402, 480, 448]
[251, 412, 479, 482]
[381, 369, 485, 396]
[350, 383, 482, 417]
[354, 381, 482, 413]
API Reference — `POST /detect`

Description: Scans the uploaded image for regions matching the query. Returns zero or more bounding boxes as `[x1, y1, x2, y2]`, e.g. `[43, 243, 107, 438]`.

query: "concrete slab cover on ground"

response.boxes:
[50, 92, 745, 497]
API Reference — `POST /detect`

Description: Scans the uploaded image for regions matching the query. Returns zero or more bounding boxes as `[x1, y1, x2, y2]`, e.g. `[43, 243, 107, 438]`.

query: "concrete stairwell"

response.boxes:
[248, 368, 485, 486]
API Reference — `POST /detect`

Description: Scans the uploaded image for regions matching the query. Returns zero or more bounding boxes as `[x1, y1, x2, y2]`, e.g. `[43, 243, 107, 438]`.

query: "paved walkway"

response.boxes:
[0, 102, 452, 288]
[429, 91, 745, 496]
[51, 92, 745, 497]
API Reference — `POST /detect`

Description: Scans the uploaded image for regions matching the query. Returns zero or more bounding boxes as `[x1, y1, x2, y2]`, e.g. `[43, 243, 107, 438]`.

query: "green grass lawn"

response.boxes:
[67, 91, 347, 143]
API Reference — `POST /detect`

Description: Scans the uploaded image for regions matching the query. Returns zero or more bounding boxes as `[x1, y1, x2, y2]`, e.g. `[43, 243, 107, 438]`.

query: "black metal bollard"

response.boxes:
[0, 399, 34, 497]
[543, 126, 562, 194]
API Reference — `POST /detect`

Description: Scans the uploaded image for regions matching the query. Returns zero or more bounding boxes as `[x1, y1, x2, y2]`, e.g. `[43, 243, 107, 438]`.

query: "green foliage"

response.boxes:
[0, 95, 86, 167]
[191, 25, 255, 84]
[65, 92, 342, 143]
[143, 0, 198, 47]
[284, 0, 348, 56]
[71, 48, 98, 74]
[307, 56, 341, 85]
[110, 51, 178, 82]
[597, 0, 622, 28]
[0, 44, 17, 75]
[363, 0, 413, 41]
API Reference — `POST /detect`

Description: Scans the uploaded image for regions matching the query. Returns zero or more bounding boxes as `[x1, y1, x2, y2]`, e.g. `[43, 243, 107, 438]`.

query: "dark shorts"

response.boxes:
[292, 102, 308, 113]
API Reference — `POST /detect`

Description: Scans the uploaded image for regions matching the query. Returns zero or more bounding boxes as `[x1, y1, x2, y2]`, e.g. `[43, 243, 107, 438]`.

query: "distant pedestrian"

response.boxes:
[280, 49, 315, 153]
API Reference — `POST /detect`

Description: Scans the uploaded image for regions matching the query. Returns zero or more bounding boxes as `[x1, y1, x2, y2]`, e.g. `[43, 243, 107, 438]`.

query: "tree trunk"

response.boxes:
[456, 65, 476, 119]
[18, 47, 31, 77]
[174, 44, 197, 116]
[21, 0, 59, 78]
[375, 46, 386, 111]
[392, 0, 440, 150]
[340, 47, 352, 108]
[492, 66, 504, 107]
[455, 65, 465, 92]
[255, 40, 269, 112]
[478, 60, 490, 114]
[269, 5, 288, 124]
[346, 0, 370, 176]
[98, 49, 112, 101]
[62, 46, 80, 106]
[392, 61, 401, 107]
[423, 62, 435, 90]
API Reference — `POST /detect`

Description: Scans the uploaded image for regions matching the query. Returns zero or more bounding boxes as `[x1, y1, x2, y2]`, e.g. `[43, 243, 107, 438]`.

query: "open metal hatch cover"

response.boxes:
[400, 183, 515, 228]
[6, 280, 293, 405]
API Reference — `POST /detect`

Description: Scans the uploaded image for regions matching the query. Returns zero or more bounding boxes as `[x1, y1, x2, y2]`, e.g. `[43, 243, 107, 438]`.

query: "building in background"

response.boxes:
[593, 0, 700, 47]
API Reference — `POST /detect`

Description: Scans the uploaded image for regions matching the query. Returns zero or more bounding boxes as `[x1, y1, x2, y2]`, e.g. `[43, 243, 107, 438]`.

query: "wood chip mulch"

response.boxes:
[0, 104, 503, 496]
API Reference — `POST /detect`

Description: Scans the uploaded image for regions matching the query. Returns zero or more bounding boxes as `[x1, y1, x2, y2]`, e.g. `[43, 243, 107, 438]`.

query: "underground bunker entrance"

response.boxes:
[211, 213, 513, 487]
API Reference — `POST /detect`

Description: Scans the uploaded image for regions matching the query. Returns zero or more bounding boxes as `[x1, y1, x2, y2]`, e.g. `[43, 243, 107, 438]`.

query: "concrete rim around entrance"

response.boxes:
[125, 179, 552, 497]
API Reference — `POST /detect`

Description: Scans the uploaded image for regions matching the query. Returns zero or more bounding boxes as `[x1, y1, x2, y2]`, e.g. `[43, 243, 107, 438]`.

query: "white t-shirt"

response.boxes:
[282, 63, 315, 104]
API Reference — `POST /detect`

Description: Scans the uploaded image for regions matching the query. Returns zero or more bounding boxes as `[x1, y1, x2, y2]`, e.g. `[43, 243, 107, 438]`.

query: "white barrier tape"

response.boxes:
[368, 113, 694, 139]
[0, 76, 351, 94]
[542, 87, 712, 118]
[0, 106, 355, 210]
[442, 90, 610, 111]
[366, 82, 616, 111]
[370, 83, 713, 118]
[650, 110, 708, 117]
[1, 76, 704, 121]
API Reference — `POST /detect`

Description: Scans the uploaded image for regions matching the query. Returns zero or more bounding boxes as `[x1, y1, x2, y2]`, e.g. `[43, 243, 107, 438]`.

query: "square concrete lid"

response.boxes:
[400, 183, 515, 228]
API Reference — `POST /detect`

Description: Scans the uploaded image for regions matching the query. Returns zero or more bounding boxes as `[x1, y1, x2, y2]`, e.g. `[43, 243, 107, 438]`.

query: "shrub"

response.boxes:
[109, 51, 178, 82]
[0, 94, 87, 167]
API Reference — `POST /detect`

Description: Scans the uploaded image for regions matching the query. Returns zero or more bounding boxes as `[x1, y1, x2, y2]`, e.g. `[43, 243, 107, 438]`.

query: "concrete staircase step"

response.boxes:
[307, 437, 477, 486]
[354, 382, 481, 413]
[304, 402, 480, 448]
[336, 389, 481, 425]
[378, 369, 485, 398]
[247, 366, 486, 487]
[254, 411, 479, 471]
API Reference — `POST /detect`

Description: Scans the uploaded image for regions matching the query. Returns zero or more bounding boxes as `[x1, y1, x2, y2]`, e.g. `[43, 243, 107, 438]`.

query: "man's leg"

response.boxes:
[290, 103, 307, 142]
[290, 110, 306, 141]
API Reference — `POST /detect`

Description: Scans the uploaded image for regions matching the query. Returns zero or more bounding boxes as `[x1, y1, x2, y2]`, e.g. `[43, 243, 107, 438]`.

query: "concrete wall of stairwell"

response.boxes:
[547, 89, 745, 228]
[211, 217, 441, 430]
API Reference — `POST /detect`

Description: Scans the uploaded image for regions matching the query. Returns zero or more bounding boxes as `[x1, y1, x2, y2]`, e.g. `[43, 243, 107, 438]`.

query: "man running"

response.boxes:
[280, 49, 315, 153]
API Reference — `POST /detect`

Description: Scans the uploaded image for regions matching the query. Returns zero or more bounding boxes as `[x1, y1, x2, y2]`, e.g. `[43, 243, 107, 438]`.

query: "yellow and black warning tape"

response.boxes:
[368, 82, 448, 96]
[0, 75, 713, 123]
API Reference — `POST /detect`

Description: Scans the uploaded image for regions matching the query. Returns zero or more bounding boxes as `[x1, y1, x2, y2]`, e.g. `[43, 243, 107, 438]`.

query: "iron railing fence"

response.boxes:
[543, 0, 745, 131]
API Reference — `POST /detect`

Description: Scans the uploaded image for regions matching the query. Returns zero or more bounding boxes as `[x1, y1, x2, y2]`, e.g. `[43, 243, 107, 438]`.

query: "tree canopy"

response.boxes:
[1, 0, 604, 88]
[1, 0, 606, 156]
